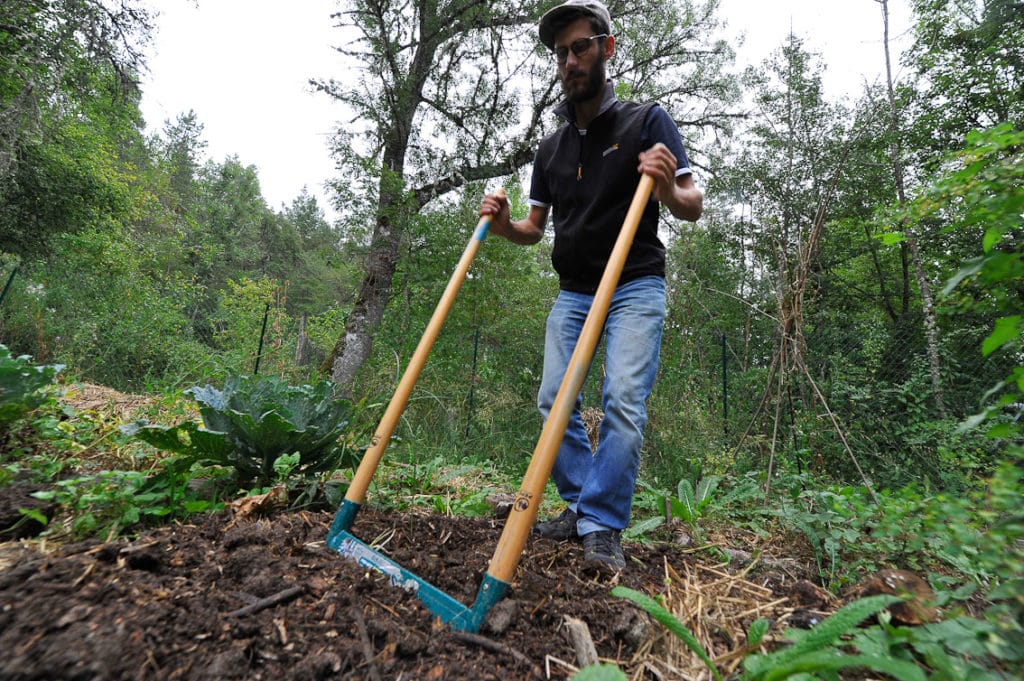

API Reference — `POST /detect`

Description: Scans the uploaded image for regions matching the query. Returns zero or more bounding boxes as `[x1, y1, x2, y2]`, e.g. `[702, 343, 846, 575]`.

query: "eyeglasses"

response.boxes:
[553, 34, 608, 64]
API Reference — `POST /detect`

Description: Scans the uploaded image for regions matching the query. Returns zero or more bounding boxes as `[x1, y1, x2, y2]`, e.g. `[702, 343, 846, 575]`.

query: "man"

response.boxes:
[479, 0, 703, 571]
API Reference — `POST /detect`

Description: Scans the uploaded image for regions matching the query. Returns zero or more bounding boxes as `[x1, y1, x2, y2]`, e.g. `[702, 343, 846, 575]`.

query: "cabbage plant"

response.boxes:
[0, 344, 62, 426]
[123, 374, 356, 490]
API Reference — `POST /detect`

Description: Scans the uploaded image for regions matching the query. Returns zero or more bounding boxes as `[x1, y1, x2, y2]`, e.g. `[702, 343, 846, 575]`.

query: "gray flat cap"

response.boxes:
[538, 0, 612, 50]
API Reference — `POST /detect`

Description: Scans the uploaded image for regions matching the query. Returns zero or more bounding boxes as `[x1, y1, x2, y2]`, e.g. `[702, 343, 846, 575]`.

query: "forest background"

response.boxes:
[0, 1, 1022, 668]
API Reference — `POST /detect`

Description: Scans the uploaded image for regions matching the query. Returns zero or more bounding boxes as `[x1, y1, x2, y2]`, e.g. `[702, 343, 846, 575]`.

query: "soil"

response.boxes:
[0, 496, 836, 681]
[0, 384, 830, 680]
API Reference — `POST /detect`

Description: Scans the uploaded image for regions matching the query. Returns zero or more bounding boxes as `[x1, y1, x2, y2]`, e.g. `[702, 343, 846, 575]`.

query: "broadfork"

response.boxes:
[327, 177, 655, 632]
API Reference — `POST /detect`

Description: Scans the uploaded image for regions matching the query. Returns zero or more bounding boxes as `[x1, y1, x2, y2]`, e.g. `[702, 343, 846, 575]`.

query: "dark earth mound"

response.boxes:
[0, 501, 822, 680]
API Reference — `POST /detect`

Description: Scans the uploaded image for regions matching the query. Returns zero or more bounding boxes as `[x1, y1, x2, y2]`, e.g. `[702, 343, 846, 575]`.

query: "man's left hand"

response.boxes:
[638, 143, 678, 204]
[638, 143, 703, 221]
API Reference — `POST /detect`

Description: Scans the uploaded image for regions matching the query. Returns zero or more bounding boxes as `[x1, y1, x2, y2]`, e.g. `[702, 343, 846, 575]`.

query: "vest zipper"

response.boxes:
[577, 129, 584, 181]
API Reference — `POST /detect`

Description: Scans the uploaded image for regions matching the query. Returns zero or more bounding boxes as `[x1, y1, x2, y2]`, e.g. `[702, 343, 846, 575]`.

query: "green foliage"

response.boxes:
[671, 475, 722, 523]
[630, 473, 761, 545]
[851, 613, 1019, 681]
[0, 229, 218, 391]
[769, 483, 876, 588]
[368, 455, 509, 519]
[905, 0, 1024, 172]
[31, 468, 220, 538]
[213, 277, 288, 372]
[919, 124, 1024, 428]
[0, 2, 151, 257]
[122, 374, 357, 491]
[630, 475, 725, 543]
[742, 594, 922, 681]
[362, 194, 548, 471]
[0, 344, 62, 425]
[585, 469, 1022, 680]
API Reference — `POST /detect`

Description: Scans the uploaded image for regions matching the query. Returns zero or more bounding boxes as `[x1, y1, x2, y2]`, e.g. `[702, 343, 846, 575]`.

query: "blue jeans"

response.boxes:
[537, 275, 666, 535]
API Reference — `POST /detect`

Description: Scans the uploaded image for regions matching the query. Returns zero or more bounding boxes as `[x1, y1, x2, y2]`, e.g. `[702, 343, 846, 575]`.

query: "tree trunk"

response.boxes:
[321, 180, 406, 391]
[877, 0, 947, 418]
[295, 314, 324, 367]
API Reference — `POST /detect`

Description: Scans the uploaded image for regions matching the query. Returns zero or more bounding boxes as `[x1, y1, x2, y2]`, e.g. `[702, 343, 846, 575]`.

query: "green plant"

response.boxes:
[31, 468, 220, 538]
[770, 486, 862, 589]
[741, 594, 926, 681]
[369, 456, 509, 518]
[673, 475, 722, 523]
[923, 460, 1024, 677]
[273, 452, 301, 482]
[850, 612, 1017, 681]
[122, 373, 357, 491]
[0, 344, 62, 425]
[633, 474, 723, 535]
[0, 462, 18, 486]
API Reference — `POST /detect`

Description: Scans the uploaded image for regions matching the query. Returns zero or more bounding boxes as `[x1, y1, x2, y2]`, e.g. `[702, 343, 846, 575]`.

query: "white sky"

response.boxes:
[139, 1, 913, 223]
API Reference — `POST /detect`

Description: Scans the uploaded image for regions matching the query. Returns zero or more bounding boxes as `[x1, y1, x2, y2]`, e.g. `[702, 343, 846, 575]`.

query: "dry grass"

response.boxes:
[620, 556, 793, 680]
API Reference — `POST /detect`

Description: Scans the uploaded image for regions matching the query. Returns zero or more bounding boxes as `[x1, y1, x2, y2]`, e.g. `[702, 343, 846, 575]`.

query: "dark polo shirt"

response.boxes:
[529, 83, 692, 293]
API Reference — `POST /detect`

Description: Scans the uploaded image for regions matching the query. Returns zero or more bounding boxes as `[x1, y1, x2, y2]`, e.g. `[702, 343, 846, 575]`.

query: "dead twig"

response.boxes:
[354, 608, 383, 681]
[453, 631, 543, 678]
[226, 585, 305, 618]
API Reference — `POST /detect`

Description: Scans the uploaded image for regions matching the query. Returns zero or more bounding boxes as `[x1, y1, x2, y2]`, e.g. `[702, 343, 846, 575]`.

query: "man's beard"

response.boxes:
[561, 53, 606, 103]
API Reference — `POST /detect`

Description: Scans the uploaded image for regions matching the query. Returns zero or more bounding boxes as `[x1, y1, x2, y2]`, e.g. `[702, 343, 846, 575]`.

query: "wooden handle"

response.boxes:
[345, 191, 503, 504]
[487, 175, 655, 583]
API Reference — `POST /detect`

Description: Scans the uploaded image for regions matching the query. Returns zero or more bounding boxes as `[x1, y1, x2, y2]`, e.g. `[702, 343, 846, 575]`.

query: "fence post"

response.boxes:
[253, 302, 270, 375]
[0, 267, 17, 307]
[721, 331, 728, 437]
[466, 326, 480, 437]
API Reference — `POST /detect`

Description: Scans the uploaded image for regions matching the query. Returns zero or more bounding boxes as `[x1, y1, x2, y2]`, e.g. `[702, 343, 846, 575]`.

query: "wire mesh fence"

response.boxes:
[646, 281, 1015, 489]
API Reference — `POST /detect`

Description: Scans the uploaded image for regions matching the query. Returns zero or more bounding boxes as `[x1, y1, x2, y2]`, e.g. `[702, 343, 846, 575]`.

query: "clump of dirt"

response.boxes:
[0, 504, 815, 680]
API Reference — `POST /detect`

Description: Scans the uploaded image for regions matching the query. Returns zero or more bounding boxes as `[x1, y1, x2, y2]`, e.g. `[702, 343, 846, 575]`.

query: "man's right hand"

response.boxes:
[479, 189, 548, 245]
[479, 189, 512, 237]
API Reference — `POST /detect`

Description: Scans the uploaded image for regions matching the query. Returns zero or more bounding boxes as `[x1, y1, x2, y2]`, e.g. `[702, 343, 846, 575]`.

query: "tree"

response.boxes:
[314, 0, 739, 391]
[283, 189, 355, 316]
[903, 0, 1024, 174]
[712, 35, 885, 489]
[874, 0, 948, 416]
[158, 110, 208, 210]
[0, 0, 153, 256]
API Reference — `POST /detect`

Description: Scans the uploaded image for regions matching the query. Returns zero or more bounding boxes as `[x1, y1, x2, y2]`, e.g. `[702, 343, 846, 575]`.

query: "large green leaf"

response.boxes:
[674, 479, 697, 522]
[121, 420, 237, 460]
[755, 650, 927, 681]
[742, 594, 903, 679]
[982, 316, 1021, 357]
[0, 344, 62, 424]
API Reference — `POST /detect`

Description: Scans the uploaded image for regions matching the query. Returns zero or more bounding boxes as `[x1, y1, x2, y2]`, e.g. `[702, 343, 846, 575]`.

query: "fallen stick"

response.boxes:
[226, 585, 305, 618]
[354, 608, 383, 681]
[452, 631, 543, 678]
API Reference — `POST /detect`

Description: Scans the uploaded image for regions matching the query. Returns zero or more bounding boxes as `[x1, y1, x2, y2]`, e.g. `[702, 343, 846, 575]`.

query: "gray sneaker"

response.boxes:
[582, 530, 625, 571]
[533, 507, 579, 540]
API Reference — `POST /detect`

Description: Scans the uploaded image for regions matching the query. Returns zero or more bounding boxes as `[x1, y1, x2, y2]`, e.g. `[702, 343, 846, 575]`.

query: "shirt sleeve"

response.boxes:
[641, 105, 693, 177]
[527, 147, 552, 208]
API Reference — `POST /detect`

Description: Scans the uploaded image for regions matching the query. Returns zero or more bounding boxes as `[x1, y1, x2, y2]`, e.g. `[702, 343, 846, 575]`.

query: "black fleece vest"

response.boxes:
[536, 100, 663, 294]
